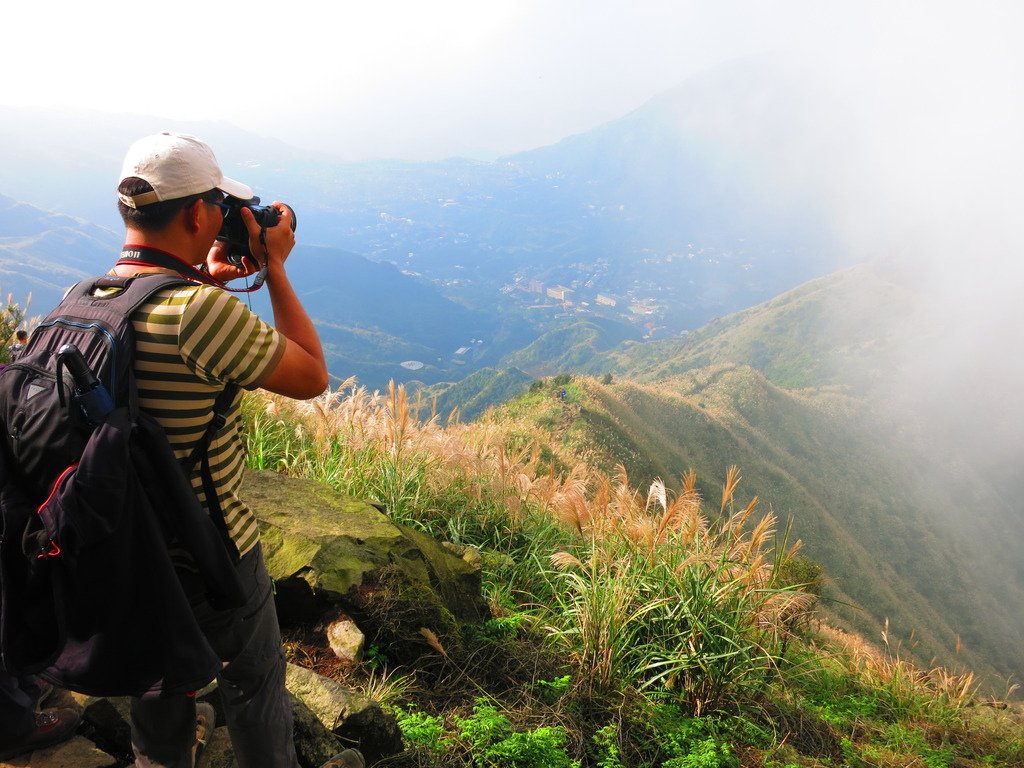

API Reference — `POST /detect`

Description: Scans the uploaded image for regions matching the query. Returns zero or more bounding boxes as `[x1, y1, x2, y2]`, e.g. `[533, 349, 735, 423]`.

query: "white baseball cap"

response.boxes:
[117, 131, 253, 208]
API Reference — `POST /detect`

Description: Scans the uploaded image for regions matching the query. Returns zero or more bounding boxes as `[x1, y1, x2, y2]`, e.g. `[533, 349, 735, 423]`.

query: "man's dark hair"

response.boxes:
[15, 330, 27, 342]
[118, 177, 221, 231]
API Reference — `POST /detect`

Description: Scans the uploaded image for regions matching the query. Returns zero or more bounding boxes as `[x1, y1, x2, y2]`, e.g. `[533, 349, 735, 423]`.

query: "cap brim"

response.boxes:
[218, 175, 254, 201]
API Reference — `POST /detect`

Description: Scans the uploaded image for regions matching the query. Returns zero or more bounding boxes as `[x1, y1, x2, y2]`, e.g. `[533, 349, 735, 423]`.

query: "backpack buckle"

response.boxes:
[35, 539, 62, 559]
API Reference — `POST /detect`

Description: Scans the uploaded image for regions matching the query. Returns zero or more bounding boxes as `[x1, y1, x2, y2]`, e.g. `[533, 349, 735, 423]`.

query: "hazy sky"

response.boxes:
[5, 1, 1023, 465]
[8, 1, 1020, 161]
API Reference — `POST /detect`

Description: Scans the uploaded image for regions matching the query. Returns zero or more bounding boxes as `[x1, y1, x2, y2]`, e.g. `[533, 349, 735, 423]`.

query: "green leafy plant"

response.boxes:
[456, 701, 580, 768]
[592, 724, 625, 768]
[364, 643, 389, 671]
[396, 707, 452, 751]
[649, 707, 738, 768]
[534, 675, 573, 704]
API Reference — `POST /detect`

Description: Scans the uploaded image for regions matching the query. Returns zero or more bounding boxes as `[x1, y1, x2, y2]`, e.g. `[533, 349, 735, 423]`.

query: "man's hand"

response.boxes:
[203, 203, 295, 283]
[204, 239, 259, 282]
[243, 203, 296, 274]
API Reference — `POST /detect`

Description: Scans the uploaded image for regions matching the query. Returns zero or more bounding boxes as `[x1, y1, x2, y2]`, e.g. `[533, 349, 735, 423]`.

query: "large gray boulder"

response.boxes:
[243, 470, 490, 662]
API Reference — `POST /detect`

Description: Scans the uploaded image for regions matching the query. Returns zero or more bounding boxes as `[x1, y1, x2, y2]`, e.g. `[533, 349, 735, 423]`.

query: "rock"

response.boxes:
[290, 694, 344, 768]
[286, 663, 362, 732]
[285, 663, 403, 765]
[0, 735, 119, 768]
[441, 541, 483, 569]
[193, 682, 347, 768]
[187, 687, 232, 767]
[479, 549, 515, 573]
[244, 470, 490, 662]
[326, 617, 365, 662]
[197, 726, 233, 768]
[331, 694, 404, 768]
[80, 698, 133, 762]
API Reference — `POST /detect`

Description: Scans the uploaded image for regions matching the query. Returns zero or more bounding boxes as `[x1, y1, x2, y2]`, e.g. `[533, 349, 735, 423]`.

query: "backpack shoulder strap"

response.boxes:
[64, 275, 198, 416]
[183, 382, 239, 477]
[187, 382, 242, 562]
[48, 274, 194, 319]
[65, 274, 244, 558]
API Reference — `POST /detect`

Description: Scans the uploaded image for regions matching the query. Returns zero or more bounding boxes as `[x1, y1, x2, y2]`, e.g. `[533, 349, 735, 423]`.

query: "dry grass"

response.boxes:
[815, 623, 982, 714]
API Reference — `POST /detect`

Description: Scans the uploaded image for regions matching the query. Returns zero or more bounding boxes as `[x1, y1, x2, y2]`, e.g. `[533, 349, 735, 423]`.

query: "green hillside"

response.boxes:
[505, 318, 640, 377]
[251, 383, 1024, 768]
[418, 366, 535, 422]
[485, 369, 1024, 689]
[498, 255, 1024, 692]
[591, 259, 916, 391]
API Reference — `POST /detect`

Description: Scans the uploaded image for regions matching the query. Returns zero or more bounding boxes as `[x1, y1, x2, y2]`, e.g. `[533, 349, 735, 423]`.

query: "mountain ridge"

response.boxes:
[483, 367, 1021, 687]
[0, 54, 860, 339]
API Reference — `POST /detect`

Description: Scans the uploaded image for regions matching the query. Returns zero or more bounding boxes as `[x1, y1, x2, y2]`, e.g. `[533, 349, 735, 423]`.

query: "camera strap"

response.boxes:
[249, 229, 269, 291]
[117, 245, 266, 294]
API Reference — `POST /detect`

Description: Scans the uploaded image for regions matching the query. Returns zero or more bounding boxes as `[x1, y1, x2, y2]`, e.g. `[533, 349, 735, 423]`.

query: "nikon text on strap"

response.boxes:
[117, 244, 268, 294]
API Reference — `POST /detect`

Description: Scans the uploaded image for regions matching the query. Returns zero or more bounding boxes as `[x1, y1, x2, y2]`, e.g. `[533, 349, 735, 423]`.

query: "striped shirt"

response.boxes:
[128, 281, 285, 557]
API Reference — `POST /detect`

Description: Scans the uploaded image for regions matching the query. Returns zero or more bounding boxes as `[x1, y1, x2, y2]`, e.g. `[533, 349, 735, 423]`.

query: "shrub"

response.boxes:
[0, 294, 30, 364]
[592, 724, 625, 768]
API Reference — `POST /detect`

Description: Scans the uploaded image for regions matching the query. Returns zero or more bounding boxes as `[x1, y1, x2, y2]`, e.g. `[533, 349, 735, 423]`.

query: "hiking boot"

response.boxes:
[192, 702, 216, 767]
[0, 707, 81, 760]
[320, 748, 366, 768]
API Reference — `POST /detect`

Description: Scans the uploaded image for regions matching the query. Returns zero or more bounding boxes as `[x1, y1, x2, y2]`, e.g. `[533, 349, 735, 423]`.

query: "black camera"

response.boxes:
[217, 196, 297, 265]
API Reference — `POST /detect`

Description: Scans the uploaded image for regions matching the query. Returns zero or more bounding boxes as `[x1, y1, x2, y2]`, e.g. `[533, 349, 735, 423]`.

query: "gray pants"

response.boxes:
[131, 544, 298, 768]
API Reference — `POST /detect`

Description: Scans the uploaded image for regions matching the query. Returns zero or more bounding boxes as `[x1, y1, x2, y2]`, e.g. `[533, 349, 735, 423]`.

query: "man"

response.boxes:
[113, 132, 361, 768]
[7, 329, 28, 361]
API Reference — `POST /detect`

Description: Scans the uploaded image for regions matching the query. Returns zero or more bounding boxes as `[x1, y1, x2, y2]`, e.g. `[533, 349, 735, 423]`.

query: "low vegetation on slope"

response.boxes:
[241, 379, 1024, 767]
[484, 371, 1024, 688]
[567, 259, 1024, 692]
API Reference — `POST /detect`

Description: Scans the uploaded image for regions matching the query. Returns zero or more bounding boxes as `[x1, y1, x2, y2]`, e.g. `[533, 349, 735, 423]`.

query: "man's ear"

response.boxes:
[183, 199, 202, 234]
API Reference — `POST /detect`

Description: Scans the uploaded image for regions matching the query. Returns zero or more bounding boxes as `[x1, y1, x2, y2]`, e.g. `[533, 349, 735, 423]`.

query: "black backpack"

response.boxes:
[0, 274, 246, 696]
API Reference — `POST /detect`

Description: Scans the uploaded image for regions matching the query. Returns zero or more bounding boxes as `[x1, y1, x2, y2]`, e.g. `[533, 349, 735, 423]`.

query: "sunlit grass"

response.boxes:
[243, 383, 812, 711]
[240, 377, 1024, 766]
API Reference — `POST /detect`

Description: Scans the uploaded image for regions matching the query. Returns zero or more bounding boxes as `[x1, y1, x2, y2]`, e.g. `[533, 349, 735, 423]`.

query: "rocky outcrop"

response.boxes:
[244, 469, 490, 664]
